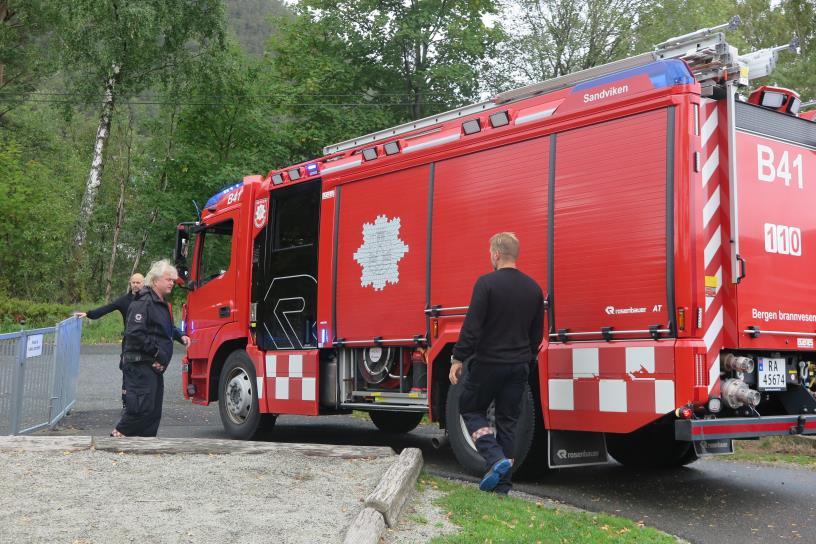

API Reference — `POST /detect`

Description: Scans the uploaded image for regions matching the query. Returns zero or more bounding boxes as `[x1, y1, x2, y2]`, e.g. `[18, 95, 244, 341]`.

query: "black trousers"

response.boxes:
[115, 361, 164, 437]
[459, 361, 528, 490]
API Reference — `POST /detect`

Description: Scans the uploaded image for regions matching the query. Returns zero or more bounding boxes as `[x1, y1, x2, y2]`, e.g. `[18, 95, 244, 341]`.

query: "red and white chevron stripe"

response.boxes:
[700, 99, 725, 397]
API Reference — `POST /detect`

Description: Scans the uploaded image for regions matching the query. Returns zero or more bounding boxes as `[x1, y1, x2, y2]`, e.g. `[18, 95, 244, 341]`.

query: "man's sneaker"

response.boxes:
[479, 458, 512, 492]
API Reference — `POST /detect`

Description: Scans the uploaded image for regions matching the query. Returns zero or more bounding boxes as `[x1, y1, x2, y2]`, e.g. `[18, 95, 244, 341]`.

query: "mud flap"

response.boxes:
[693, 438, 734, 456]
[548, 430, 609, 468]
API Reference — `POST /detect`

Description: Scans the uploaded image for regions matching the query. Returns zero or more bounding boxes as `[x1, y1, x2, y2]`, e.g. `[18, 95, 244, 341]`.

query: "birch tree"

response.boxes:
[103, 107, 134, 302]
[55, 0, 225, 257]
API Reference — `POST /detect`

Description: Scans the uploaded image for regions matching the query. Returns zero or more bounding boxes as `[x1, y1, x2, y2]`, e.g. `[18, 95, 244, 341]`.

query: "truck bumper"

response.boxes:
[675, 414, 816, 441]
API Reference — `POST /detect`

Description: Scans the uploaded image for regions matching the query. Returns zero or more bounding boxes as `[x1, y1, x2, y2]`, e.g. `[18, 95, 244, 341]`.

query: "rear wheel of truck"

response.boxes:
[606, 421, 698, 469]
[218, 350, 276, 440]
[369, 411, 424, 433]
[445, 378, 536, 477]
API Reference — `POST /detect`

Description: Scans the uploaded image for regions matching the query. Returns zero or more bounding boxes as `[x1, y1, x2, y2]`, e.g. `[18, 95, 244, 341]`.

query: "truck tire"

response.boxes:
[369, 411, 424, 433]
[218, 350, 275, 440]
[445, 379, 536, 477]
[606, 421, 698, 469]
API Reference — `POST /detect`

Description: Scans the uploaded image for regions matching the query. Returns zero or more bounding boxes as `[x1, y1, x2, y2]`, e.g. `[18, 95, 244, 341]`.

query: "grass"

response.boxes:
[724, 436, 816, 468]
[79, 312, 126, 344]
[422, 475, 677, 544]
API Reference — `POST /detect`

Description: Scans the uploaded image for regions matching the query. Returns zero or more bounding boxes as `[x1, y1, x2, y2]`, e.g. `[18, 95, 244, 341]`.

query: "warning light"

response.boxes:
[675, 405, 694, 419]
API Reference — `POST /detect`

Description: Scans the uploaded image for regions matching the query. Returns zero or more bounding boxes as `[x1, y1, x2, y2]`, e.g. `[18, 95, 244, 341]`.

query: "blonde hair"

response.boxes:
[145, 259, 178, 287]
[489, 232, 520, 260]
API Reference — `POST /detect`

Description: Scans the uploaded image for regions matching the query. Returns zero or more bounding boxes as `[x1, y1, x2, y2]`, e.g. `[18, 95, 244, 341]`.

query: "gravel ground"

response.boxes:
[384, 487, 458, 543]
[0, 449, 393, 544]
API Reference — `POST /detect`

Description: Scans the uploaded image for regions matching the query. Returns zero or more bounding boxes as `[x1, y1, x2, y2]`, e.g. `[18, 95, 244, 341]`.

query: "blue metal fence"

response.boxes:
[0, 316, 83, 435]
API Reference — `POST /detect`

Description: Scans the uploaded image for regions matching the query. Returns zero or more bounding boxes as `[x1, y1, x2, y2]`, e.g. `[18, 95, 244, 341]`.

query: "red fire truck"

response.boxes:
[174, 19, 816, 475]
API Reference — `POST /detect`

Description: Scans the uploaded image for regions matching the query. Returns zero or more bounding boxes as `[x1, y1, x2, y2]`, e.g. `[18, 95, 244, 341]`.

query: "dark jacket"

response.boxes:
[122, 287, 182, 366]
[453, 267, 545, 365]
[86, 292, 135, 326]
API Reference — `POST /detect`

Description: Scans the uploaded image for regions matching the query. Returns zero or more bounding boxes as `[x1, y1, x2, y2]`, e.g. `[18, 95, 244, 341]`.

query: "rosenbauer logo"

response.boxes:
[556, 449, 599, 460]
[604, 305, 647, 315]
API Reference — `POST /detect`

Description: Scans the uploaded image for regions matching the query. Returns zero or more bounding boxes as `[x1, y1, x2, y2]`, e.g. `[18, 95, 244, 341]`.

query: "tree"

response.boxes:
[0, 0, 57, 122]
[52, 0, 226, 261]
[735, 0, 815, 102]
[268, 0, 503, 147]
[488, 0, 644, 92]
[632, 0, 737, 54]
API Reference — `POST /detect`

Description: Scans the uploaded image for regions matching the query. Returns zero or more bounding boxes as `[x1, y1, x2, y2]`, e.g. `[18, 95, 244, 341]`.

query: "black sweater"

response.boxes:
[86, 293, 135, 326]
[452, 268, 545, 365]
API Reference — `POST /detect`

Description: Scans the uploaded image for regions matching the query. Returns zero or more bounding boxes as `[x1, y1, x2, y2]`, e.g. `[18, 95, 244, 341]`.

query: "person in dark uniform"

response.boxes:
[449, 232, 544, 495]
[75, 273, 144, 406]
[74, 273, 144, 326]
[112, 260, 189, 437]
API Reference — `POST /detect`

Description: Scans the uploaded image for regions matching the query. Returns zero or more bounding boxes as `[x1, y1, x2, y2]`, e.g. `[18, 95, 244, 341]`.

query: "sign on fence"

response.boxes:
[25, 334, 43, 358]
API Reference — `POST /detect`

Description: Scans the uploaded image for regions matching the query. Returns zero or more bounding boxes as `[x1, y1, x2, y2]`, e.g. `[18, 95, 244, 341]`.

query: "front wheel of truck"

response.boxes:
[218, 350, 276, 440]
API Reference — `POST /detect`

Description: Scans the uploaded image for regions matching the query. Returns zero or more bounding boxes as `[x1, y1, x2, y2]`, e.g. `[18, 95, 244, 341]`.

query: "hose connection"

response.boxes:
[721, 378, 761, 409]
[721, 353, 755, 373]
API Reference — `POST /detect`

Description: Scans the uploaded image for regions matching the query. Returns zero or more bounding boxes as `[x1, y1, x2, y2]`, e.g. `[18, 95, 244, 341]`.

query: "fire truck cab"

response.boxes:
[174, 19, 816, 475]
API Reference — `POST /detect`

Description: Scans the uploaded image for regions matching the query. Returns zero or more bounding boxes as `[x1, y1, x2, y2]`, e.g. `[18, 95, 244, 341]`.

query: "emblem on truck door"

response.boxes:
[353, 215, 409, 291]
[254, 199, 268, 229]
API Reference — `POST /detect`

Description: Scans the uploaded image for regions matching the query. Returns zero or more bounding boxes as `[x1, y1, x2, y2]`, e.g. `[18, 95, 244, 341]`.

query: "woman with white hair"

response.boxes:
[112, 259, 189, 437]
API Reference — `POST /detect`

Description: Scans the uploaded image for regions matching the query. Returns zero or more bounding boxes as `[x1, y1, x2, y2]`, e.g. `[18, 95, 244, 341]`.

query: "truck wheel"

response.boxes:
[369, 411, 424, 433]
[606, 421, 698, 469]
[218, 350, 274, 440]
[445, 380, 536, 477]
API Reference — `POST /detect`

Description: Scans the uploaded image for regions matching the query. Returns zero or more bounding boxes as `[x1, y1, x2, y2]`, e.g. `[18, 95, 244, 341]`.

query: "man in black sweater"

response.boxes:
[75, 273, 144, 327]
[75, 273, 144, 406]
[113, 260, 189, 437]
[449, 232, 544, 494]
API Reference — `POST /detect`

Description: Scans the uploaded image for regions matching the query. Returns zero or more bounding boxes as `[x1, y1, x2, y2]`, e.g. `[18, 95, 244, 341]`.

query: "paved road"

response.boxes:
[43, 345, 816, 544]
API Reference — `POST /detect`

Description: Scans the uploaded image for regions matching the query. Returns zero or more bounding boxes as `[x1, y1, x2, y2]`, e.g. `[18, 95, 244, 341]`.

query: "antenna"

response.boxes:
[192, 200, 201, 223]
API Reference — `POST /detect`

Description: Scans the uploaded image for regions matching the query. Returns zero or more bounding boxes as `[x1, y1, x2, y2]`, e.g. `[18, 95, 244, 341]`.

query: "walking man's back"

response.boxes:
[449, 232, 544, 494]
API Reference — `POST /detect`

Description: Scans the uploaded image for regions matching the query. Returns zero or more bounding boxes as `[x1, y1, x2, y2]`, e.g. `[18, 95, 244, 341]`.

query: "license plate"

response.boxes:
[757, 357, 786, 391]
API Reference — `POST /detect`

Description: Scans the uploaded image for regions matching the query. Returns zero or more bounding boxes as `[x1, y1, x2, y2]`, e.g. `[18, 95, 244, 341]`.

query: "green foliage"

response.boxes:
[265, 0, 503, 160]
[488, 0, 643, 92]
[0, 110, 87, 301]
[0, 0, 59, 122]
[633, 0, 738, 54]
[0, 297, 75, 331]
[224, 0, 288, 56]
[53, 0, 227, 98]
[424, 475, 676, 543]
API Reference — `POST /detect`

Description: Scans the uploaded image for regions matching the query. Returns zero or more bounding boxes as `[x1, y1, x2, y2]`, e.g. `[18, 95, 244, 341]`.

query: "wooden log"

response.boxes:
[364, 447, 423, 527]
[91, 437, 395, 459]
[0, 436, 93, 452]
[342, 507, 386, 544]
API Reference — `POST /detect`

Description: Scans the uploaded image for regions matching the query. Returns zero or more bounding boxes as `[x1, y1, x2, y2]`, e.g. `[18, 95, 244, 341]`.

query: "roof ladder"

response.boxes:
[323, 16, 797, 155]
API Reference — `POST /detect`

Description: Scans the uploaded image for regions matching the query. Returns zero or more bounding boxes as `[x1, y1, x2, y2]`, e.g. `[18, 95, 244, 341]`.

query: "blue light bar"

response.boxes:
[573, 60, 694, 93]
[306, 163, 319, 176]
[204, 181, 243, 209]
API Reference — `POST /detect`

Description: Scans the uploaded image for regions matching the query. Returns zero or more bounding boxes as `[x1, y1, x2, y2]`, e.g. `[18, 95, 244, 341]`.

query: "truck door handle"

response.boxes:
[736, 255, 747, 283]
[219, 306, 230, 318]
